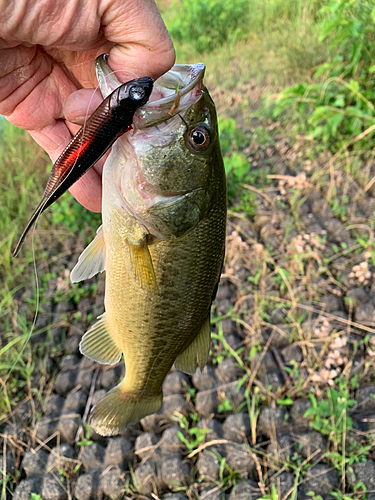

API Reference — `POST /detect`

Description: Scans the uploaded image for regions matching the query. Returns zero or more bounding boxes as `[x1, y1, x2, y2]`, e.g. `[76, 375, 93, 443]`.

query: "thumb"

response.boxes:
[100, 0, 175, 83]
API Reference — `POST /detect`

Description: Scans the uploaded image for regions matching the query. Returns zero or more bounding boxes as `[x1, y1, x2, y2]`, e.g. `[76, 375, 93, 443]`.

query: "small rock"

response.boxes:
[101, 467, 125, 499]
[199, 487, 222, 500]
[35, 417, 58, 443]
[250, 352, 279, 378]
[92, 389, 106, 407]
[197, 449, 220, 481]
[56, 300, 75, 313]
[220, 383, 245, 409]
[0, 453, 15, 475]
[81, 442, 105, 470]
[270, 308, 288, 324]
[349, 460, 375, 491]
[57, 415, 81, 444]
[76, 369, 94, 391]
[258, 407, 288, 437]
[264, 325, 291, 348]
[193, 366, 219, 390]
[267, 432, 295, 461]
[222, 413, 250, 443]
[100, 368, 120, 389]
[226, 334, 242, 349]
[160, 455, 190, 488]
[229, 480, 261, 500]
[355, 303, 375, 325]
[217, 298, 232, 316]
[64, 335, 80, 354]
[289, 399, 312, 424]
[297, 431, 327, 458]
[105, 436, 133, 466]
[195, 390, 219, 417]
[22, 449, 49, 476]
[321, 294, 343, 312]
[41, 473, 67, 500]
[13, 476, 43, 500]
[270, 472, 294, 498]
[77, 297, 93, 314]
[80, 356, 100, 370]
[221, 318, 237, 336]
[54, 371, 78, 396]
[44, 394, 65, 416]
[134, 460, 158, 495]
[160, 426, 183, 456]
[47, 444, 75, 469]
[216, 284, 233, 301]
[356, 385, 375, 411]
[161, 393, 188, 418]
[60, 355, 81, 371]
[63, 390, 88, 414]
[224, 443, 254, 478]
[216, 358, 243, 383]
[260, 371, 284, 392]
[163, 371, 190, 395]
[303, 464, 339, 496]
[135, 432, 158, 460]
[346, 288, 369, 310]
[75, 470, 102, 500]
[281, 345, 303, 364]
[140, 413, 162, 434]
[163, 494, 188, 500]
[197, 418, 223, 441]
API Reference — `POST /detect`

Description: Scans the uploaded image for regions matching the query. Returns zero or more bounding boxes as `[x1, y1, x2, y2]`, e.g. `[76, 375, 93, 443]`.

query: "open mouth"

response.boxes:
[95, 55, 205, 129]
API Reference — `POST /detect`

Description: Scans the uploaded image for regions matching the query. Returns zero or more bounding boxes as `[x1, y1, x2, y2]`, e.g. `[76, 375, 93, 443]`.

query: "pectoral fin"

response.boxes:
[70, 226, 106, 283]
[80, 313, 121, 364]
[174, 315, 211, 375]
[126, 241, 157, 293]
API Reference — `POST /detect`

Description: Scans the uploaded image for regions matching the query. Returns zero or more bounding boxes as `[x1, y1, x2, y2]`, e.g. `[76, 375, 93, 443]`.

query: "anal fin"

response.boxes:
[174, 315, 211, 375]
[80, 313, 121, 364]
[70, 225, 106, 283]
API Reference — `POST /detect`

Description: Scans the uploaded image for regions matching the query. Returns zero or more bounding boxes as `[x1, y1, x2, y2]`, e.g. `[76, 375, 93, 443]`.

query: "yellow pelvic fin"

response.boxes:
[90, 384, 163, 436]
[126, 240, 157, 293]
[174, 315, 211, 375]
[80, 313, 121, 365]
[70, 225, 106, 283]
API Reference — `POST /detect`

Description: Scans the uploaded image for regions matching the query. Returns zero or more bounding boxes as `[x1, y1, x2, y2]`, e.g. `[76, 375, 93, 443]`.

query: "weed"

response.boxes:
[172, 411, 211, 453]
[274, 0, 375, 151]
[305, 387, 356, 441]
[166, 0, 251, 53]
[76, 424, 94, 447]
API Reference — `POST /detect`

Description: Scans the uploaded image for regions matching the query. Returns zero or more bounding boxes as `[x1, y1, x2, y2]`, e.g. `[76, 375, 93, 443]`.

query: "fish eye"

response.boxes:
[188, 125, 210, 152]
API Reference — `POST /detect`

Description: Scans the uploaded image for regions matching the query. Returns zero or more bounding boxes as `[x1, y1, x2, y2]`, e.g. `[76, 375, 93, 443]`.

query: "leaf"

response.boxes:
[327, 112, 344, 135]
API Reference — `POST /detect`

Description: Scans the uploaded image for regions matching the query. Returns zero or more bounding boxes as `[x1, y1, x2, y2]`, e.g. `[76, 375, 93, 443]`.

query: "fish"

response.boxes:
[70, 55, 227, 436]
[13, 62, 153, 257]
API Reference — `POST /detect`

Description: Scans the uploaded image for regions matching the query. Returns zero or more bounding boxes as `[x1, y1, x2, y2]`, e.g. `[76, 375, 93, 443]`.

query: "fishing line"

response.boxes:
[2, 214, 41, 389]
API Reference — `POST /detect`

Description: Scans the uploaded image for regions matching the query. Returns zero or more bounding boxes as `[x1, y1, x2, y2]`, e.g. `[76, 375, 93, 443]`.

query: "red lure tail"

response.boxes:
[13, 76, 153, 257]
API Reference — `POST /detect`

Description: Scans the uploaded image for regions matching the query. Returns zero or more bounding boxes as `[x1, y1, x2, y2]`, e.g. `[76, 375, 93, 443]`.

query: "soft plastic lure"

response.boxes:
[13, 74, 153, 257]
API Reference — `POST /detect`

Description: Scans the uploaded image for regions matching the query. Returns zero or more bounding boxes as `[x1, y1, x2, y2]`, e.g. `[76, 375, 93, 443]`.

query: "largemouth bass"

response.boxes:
[70, 55, 227, 436]
[13, 70, 153, 257]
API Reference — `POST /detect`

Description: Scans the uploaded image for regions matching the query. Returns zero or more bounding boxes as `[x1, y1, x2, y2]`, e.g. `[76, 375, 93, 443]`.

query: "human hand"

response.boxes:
[0, 0, 175, 211]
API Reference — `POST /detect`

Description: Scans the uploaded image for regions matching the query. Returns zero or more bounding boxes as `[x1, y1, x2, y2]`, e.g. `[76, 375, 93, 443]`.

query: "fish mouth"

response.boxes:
[95, 55, 205, 129]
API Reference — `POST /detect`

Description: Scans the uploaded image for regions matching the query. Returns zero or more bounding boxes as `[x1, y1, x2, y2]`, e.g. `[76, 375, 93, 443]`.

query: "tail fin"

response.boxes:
[89, 384, 163, 436]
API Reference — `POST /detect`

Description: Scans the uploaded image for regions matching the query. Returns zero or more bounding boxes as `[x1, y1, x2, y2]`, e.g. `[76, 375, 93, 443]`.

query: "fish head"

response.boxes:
[97, 57, 225, 240]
